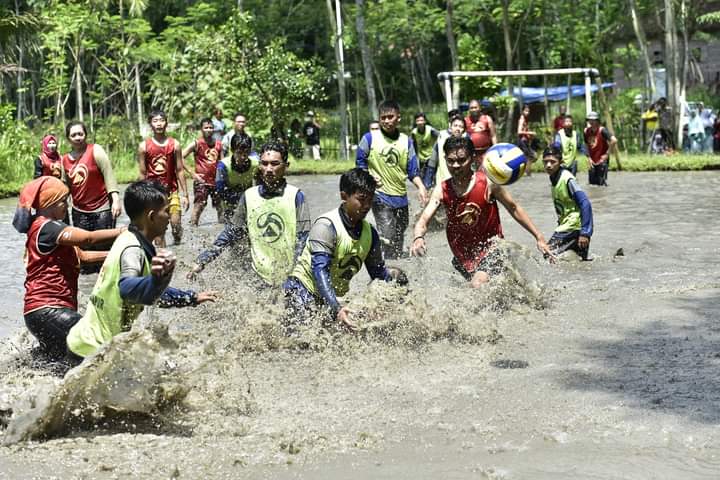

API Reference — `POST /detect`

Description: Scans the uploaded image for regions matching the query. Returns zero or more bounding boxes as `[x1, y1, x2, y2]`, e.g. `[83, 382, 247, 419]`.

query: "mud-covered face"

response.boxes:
[341, 189, 374, 224]
[234, 116, 246, 132]
[259, 150, 287, 188]
[446, 148, 472, 179]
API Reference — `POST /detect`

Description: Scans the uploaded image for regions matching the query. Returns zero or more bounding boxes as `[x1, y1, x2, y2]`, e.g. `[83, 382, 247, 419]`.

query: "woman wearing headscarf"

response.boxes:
[34, 134, 64, 180]
[13, 176, 124, 360]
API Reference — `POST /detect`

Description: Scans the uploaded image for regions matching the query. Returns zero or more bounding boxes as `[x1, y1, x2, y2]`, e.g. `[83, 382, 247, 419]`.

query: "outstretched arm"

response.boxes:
[491, 184, 553, 259]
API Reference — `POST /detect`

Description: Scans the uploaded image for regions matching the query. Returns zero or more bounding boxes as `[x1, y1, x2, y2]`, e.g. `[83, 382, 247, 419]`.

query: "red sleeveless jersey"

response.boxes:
[194, 137, 222, 186]
[144, 137, 178, 192]
[23, 216, 80, 314]
[465, 115, 493, 152]
[39, 153, 62, 178]
[442, 170, 503, 272]
[584, 127, 609, 165]
[62, 144, 109, 211]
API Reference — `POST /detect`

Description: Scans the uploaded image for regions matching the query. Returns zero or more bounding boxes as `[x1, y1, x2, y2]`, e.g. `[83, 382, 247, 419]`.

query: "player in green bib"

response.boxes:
[216, 132, 256, 222]
[356, 100, 428, 259]
[542, 144, 593, 260]
[284, 168, 407, 331]
[189, 141, 311, 286]
[553, 114, 587, 176]
[423, 112, 466, 189]
[66, 180, 216, 360]
[411, 112, 439, 176]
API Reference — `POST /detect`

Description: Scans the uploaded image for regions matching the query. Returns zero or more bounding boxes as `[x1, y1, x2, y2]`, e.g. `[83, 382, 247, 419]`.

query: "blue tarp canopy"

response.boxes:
[497, 82, 615, 103]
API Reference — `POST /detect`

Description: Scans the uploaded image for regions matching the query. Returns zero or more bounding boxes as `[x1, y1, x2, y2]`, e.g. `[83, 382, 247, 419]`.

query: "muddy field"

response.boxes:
[1, 172, 719, 479]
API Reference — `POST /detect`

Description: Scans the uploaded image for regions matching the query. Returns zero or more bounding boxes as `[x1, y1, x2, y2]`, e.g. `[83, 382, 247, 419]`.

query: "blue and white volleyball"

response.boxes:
[482, 143, 527, 185]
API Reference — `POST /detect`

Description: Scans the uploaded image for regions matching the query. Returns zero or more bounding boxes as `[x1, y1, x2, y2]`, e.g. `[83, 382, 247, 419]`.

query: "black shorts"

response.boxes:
[549, 230, 589, 260]
[24, 307, 81, 360]
[452, 248, 504, 280]
[193, 182, 220, 206]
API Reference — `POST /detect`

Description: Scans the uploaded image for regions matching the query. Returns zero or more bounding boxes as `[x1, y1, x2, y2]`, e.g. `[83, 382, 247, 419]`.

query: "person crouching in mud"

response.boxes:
[411, 136, 553, 288]
[283, 168, 408, 332]
[66, 180, 217, 361]
[542, 143, 593, 260]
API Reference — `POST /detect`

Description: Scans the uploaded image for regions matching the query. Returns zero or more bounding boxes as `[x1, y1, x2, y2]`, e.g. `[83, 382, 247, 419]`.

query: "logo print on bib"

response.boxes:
[257, 212, 285, 243]
[338, 255, 362, 281]
[381, 145, 400, 166]
[70, 163, 88, 186]
[206, 147, 219, 163]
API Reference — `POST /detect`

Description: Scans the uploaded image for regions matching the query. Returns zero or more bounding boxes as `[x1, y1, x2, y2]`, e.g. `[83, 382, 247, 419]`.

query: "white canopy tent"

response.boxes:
[437, 68, 602, 116]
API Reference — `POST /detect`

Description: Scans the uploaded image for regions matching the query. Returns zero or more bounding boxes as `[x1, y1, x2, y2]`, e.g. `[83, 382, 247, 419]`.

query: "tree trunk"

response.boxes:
[14, 0, 23, 121]
[628, 0, 656, 96]
[664, 0, 681, 148]
[417, 48, 433, 106]
[372, 57, 385, 100]
[679, 0, 689, 130]
[135, 63, 144, 133]
[501, 0, 515, 141]
[445, 0, 460, 107]
[74, 44, 84, 121]
[326, 0, 348, 160]
[354, 0, 378, 119]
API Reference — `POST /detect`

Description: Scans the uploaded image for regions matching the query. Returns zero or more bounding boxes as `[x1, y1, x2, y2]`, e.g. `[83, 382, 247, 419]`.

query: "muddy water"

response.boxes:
[1, 172, 720, 479]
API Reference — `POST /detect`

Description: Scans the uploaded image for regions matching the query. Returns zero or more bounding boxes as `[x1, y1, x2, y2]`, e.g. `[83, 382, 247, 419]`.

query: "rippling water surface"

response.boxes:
[1, 171, 719, 479]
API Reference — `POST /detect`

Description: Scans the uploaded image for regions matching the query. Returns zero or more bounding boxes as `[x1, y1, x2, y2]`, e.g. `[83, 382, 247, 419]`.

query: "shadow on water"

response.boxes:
[559, 291, 720, 424]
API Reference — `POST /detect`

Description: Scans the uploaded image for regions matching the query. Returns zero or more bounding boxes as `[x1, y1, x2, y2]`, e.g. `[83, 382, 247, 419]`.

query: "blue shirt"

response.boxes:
[356, 131, 421, 208]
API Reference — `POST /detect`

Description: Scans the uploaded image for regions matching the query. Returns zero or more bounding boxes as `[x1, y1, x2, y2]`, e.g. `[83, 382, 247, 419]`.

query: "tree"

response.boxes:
[354, 0, 377, 120]
[325, 0, 348, 160]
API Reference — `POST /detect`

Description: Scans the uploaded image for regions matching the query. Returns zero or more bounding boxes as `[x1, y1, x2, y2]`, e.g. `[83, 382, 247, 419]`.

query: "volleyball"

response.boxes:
[482, 143, 528, 185]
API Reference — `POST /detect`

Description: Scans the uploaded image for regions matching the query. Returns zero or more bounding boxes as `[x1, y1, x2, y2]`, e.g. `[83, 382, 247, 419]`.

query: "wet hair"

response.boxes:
[233, 112, 246, 122]
[443, 136, 474, 157]
[378, 99, 401, 115]
[469, 99, 481, 107]
[259, 140, 288, 163]
[564, 114, 574, 120]
[65, 120, 87, 139]
[449, 115, 464, 125]
[414, 112, 427, 121]
[147, 109, 167, 123]
[522, 104, 531, 110]
[447, 108, 461, 121]
[542, 143, 563, 161]
[340, 168, 377, 196]
[199, 117, 213, 128]
[231, 132, 252, 152]
[124, 180, 168, 221]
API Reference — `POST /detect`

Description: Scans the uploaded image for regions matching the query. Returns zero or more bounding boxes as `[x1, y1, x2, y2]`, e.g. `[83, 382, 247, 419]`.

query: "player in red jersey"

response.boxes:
[465, 99, 497, 157]
[183, 117, 223, 226]
[138, 110, 188, 246]
[12, 176, 123, 360]
[411, 136, 552, 288]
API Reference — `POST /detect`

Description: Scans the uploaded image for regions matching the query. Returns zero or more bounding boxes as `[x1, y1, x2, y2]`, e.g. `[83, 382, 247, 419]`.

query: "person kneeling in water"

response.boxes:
[66, 180, 216, 360]
[188, 141, 311, 287]
[411, 136, 553, 288]
[542, 143, 593, 260]
[283, 168, 407, 332]
[14, 176, 124, 361]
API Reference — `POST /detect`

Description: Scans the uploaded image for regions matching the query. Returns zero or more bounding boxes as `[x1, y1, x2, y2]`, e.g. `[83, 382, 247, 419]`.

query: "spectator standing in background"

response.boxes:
[303, 111, 321, 160]
[552, 105, 567, 132]
[211, 107, 226, 144]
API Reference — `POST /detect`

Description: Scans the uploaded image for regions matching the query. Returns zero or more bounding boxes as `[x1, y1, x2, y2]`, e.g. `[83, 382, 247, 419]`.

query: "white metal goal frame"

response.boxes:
[437, 68, 603, 116]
